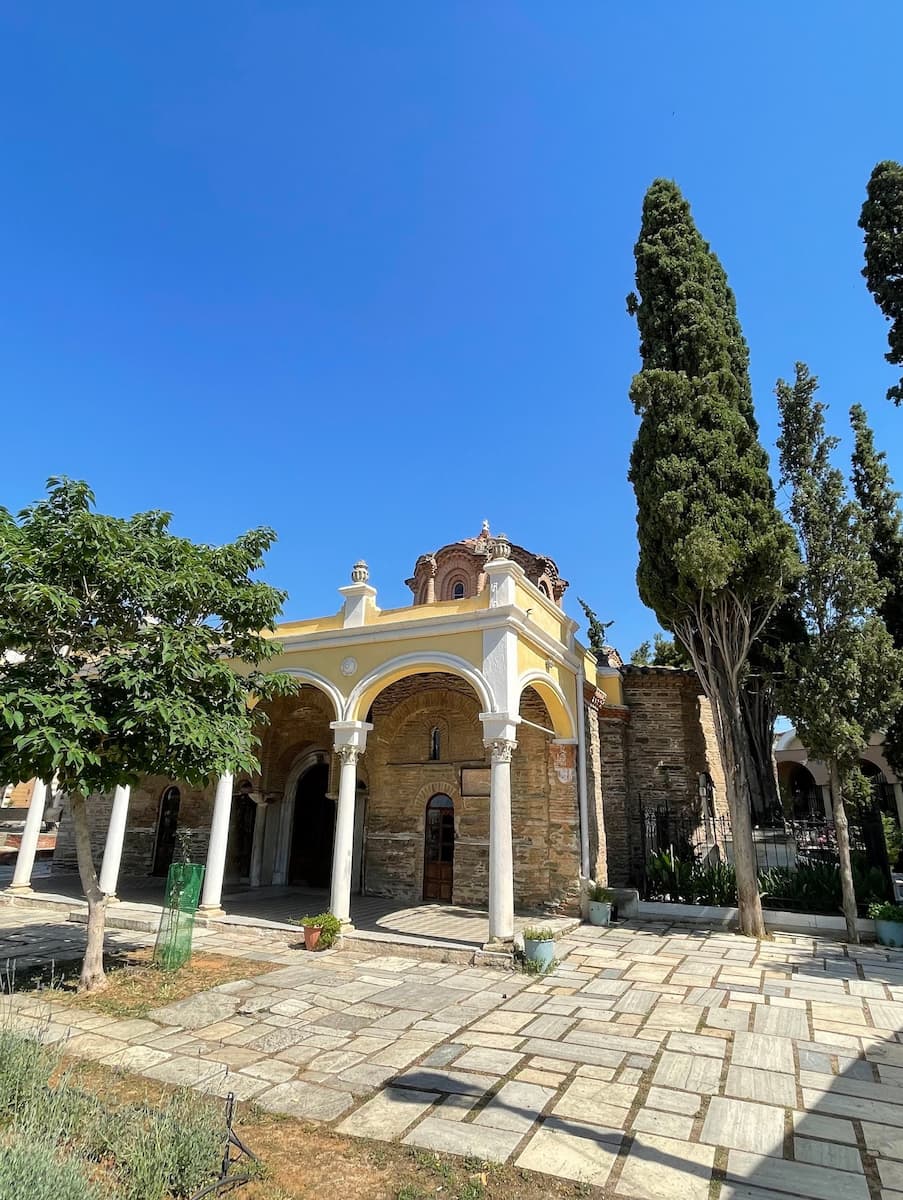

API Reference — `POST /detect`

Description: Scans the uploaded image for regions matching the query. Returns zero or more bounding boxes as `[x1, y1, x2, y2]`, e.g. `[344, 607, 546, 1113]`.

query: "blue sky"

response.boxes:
[2, 3, 902, 657]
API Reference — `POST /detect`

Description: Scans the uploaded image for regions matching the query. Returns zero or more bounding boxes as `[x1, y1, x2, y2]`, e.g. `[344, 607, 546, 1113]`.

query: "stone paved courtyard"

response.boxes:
[4, 907, 903, 1198]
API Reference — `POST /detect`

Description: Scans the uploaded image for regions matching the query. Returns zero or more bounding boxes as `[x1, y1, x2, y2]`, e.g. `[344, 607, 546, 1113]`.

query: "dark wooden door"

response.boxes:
[423, 794, 454, 902]
[152, 786, 181, 876]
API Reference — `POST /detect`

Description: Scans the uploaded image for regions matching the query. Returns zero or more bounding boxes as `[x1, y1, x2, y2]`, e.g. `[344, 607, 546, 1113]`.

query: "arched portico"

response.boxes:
[345, 653, 496, 723]
[517, 670, 576, 740]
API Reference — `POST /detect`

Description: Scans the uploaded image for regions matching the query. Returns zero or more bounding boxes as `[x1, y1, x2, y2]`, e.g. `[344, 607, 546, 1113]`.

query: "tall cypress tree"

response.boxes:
[628, 179, 798, 937]
[850, 402, 903, 772]
[860, 161, 903, 405]
[778, 366, 903, 941]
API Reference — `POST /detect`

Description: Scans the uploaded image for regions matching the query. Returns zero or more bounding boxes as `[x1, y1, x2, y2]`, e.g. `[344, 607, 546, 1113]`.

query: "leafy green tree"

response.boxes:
[630, 640, 652, 666]
[777, 365, 903, 941]
[850, 402, 903, 774]
[0, 479, 297, 990]
[860, 161, 903, 405]
[627, 179, 798, 937]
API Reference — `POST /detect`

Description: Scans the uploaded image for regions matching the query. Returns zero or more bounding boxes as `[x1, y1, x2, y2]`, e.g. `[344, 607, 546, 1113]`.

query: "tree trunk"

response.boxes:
[70, 792, 108, 991]
[828, 759, 860, 944]
[740, 679, 780, 822]
[718, 691, 767, 938]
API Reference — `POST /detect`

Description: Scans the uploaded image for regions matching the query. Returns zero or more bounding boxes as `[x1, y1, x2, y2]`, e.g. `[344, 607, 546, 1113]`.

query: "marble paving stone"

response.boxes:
[453, 1046, 522, 1075]
[142, 1055, 226, 1087]
[645, 1086, 701, 1115]
[701, 1097, 785, 1155]
[725, 1149, 869, 1200]
[403, 1116, 522, 1162]
[726, 1065, 797, 1107]
[242, 1058, 298, 1084]
[554, 1077, 637, 1123]
[653, 1051, 722, 1095]
[201, 1071, 270, 1101]
[616, 1131, 715, 1200]
[336, 1087, 438, 1138]
[254, 1080, 354, 1121]
[516, 1117, 621, 1185]
[793, 1111, 858, 1144]
[520, 1014, 575, 1038]
[706, 1008, 750, 1032]
[432, 1093, 478, 1122]
[521, 1037, 625, 1068]
[862, 1120, 903, 1160]
[753, 1005, 809, 1039]
[731, 1032, 795, 1074]
[474, 1080, 555, 1133]
[667, 1032, 727, 1058]
[794, 1137, 863, 1173]
[148, 992, 239, 1030]
[391, 1067, 495, 1096]
[62, 1032, 128, 1060]
[99, 1044, 172, 1073]
[631, 1108, 694, 1140]
[879, 1159, 903, 1191]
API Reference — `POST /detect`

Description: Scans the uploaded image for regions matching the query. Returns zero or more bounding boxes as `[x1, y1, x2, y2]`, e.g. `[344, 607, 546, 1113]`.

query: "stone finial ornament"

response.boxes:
[351, 560, 369, 583]
[488, 533, 511, 562]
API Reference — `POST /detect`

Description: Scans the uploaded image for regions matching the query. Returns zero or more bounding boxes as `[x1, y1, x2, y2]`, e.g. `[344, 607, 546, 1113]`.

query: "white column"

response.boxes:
[8, 780, 48, 893]
[198, 773, 234, 915]
[487, 736, 517, 943]
[249, 798, 267, 888]
[98, 785, 131, 901]
[328, 720, 371, 926]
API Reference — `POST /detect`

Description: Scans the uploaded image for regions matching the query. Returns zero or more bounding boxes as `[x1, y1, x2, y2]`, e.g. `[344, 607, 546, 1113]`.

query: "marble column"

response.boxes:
[198, 773, 234, 916]
[328, 720, 371, 926]
[487, 737, 517, 943]
[249, 797, 268, 888]
[8, 780, 48, 893]
[99, 784, 131, 901]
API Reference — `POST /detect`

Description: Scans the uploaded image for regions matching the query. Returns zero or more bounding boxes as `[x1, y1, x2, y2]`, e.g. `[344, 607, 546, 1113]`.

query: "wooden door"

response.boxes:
[423, 794, 454, 902]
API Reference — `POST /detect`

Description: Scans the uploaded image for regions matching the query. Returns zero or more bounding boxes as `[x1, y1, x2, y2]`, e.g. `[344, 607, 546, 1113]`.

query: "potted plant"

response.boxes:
[587, 883, 614, 927]
[869, 901, 903, 948]
[522, 926, 556, 971]
[292, 912, 341, 951]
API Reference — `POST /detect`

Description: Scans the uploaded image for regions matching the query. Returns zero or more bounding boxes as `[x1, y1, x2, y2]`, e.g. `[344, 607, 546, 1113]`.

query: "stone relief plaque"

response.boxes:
[460, 768, 491, 797]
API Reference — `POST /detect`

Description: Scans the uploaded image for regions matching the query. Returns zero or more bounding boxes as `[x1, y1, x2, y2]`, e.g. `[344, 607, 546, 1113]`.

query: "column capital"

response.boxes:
[479, 712, 520, 745]
[487, 738, 517, 763]
[330, 720, 372, 755]
[335, 744, 361, 766]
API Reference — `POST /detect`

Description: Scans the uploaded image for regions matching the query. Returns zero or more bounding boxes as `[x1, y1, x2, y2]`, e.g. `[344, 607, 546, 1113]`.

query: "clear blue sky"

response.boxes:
[2, 3, 902, 656]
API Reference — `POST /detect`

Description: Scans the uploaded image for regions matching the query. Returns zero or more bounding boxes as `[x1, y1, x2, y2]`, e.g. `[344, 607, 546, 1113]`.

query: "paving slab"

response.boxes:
[391, 1067, 495, 1096]
[725, 1149, 870, 1200]
[616, 1131, 715, 1200]
[701, 1097, 785, 1155]
[516, 1117, 621, 1185]
[794, 1137, 863, 1173]
[336, 1087, 438, 1138]
[403, 1115, 523, 1162]
[147, 992, 239, 1029]
[726, 1065, 797, 1107]
[473, 1080, 555, 1133]
[254, 1080, 354, 1121]
[653, 1051, 722, 1094]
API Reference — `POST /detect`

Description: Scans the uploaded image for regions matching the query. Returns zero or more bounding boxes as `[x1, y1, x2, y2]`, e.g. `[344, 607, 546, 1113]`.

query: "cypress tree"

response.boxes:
[627, 179, 798, 937]
[860, 161, 903, 405]
[777, 366, 903, 941]
[850, 403, 903, 772]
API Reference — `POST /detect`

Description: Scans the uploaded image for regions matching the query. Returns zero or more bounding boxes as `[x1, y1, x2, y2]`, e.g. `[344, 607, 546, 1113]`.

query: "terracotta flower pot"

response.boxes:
[303, 925, 322, 951]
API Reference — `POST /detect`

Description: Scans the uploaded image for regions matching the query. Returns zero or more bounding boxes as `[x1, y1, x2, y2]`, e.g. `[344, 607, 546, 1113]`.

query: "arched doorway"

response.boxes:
[423, 793, 454, 902]
[288, 763, 334, 888]
[152, 786, 181, 876]
[786, 765, 820, 820]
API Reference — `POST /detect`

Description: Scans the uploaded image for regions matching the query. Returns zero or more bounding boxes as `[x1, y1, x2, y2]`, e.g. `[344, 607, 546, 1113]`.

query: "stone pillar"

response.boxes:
[328, 721, 371, 926]
[249, 797, 268, 888]
[820, 784, 833, 822]
[198, 773, 234, 916]
[99, 785, 131, 901]
[487, 736, 517, 944]
[8, 780, 48, 893]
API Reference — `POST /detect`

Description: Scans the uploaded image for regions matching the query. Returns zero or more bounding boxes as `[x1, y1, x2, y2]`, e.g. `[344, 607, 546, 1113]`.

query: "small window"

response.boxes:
[539, 581, 551, 599]
[429, 726, 441, 761]
[451, 581, 466, 600]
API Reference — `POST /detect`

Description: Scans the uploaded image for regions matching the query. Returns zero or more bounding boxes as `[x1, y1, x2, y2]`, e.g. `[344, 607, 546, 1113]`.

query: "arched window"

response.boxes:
[429, 726, 441, 761]
[451, 581, 466, 600]
[538, 581, 551, 599]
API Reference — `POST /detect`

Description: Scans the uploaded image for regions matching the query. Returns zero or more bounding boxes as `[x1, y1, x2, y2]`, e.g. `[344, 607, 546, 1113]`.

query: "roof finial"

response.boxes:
[481, 519, 490, 537]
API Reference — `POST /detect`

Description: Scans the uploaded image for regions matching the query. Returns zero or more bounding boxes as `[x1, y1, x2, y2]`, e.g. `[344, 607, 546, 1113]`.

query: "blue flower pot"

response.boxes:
[588, 901, 612, 927]
[875, 918, 903, 948]
[524, 937, 555, 969]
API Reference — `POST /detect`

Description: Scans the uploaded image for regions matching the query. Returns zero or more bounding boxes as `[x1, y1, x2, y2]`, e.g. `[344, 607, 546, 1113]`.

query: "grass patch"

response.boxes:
[24, 947, 274, 1018]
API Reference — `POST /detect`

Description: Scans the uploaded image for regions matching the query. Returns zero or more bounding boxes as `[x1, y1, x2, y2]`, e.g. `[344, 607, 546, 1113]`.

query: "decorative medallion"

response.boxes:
[340, 656, 358, 677]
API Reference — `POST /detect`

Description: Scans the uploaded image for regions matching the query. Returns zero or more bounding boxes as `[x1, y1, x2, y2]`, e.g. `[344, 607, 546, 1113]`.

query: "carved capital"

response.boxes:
[335, 744, 361, 766]
[487, 738, 517, 764]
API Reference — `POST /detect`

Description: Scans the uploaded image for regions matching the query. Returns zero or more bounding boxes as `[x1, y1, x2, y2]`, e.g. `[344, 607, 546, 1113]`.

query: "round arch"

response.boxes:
[280, 668, 345, 721]
[344, 653, 495, 722]
[517, 671, 576, 739]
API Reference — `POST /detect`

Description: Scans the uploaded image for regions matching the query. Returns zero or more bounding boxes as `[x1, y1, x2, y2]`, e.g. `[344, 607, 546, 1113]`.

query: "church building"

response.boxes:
[11, 526, 727, 942]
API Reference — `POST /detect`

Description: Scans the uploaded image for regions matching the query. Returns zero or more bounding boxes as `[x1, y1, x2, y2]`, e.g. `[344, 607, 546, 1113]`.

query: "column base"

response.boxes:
[5, 884, 34, 896]
[196, 905, 226, 919]
[105, 895, 120, 906]
[483, 935, 515, 950]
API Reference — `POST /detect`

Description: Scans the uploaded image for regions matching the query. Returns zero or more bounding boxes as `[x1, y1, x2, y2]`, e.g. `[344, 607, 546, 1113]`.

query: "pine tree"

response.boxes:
[777, 366, 903, 941]
[860, 161, 903, 405]
[627, 179, 798, 937]
[850, 402, 903, 773]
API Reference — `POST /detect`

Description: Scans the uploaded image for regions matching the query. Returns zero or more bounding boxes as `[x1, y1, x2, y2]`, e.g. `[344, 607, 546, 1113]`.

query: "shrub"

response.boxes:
[293, 912, 342, 948]
[522, 927, 554, 942]
[883, 815, 903, 868]
[587, 883, 614, 903]
[0, 1137, 102, 1200]
[869, 901, 903, 923]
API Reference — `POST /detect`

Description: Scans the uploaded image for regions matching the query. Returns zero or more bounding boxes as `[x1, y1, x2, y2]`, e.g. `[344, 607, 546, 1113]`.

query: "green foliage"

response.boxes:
[630, 640, 652, 665]
[522, 926, 554, 941]
[630, 633, 690, 668]
[627, 180, 795, 622]
[0, 477, 299, 799]
[295, 912, 342, 947]
[577, 598, 613, 656]
[0, 1138, 102, 1200]
[0, 1028, 229, 1200]
[776, 366, 903, 777]
[869, 901, 903, 922]
[587, 883, 614, 903]
[860, 160, 903, 405]
[883, 814, 903, 866]
[646, 852, 736, 906]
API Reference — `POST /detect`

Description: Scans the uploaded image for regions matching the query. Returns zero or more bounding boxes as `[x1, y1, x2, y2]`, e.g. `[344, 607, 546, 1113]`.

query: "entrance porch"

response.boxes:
[9, 873, 579, 955]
